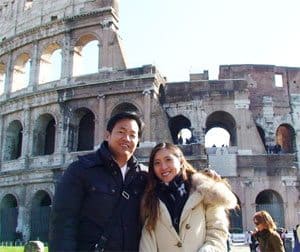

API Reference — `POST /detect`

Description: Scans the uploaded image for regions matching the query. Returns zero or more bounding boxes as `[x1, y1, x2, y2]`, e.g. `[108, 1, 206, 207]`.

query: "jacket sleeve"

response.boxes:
[270, 232, 285, 252]
[198, 205, 229, 252]
[49, 162, 85, 251]
[139, 224, 158, 252]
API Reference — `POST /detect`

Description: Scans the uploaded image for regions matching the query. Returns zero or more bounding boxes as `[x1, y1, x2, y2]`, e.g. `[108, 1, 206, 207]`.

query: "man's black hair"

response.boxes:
[106, 112, 144, 138]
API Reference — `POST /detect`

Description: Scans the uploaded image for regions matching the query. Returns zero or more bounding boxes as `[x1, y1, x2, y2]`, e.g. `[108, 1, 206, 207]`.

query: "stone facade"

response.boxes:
[0, 0, 299, 243]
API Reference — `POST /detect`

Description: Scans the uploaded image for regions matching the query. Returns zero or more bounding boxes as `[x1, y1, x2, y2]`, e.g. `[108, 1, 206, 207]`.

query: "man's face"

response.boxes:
[106, 118, 140, 165]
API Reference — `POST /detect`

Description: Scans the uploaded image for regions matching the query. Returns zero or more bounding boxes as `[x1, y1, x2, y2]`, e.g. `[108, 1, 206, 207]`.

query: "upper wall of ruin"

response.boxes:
[0, 0, 119, 41]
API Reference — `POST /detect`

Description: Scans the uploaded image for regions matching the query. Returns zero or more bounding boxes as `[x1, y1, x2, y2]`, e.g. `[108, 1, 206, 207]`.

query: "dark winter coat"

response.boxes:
[254, 229, 285, 252]
[49, 142, 148, 251]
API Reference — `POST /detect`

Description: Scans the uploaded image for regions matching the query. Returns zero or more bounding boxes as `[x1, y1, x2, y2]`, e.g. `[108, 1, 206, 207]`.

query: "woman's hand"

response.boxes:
[202, 168, 222, 181]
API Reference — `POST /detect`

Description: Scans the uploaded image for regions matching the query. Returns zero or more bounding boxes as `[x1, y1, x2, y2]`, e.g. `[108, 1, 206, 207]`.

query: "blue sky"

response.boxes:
[119, 0, 300, 81]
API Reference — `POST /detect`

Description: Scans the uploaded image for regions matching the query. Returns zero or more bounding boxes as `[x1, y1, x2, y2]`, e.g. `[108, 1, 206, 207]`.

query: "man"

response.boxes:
[49, 112, 147, 251]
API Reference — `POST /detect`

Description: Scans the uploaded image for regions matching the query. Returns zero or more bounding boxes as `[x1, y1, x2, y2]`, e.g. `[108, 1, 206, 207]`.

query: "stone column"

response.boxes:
[97, 42, 102, 71]
[22, 106, 31, 167]
[242, 179, 254, 230]
[28, 42, 39, 91]
[95, 94, 106, 146]
[55, 113, 67, 155]
[17, 186, 30, 242]
[4, 52, 13, 98]
[61, 32, 73, 84]
[143, 89, 152, 142]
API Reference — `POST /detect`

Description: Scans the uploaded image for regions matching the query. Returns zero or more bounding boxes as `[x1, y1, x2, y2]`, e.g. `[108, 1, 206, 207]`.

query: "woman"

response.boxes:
[139, 142, 237, 252]
[252, 211, 285, 252]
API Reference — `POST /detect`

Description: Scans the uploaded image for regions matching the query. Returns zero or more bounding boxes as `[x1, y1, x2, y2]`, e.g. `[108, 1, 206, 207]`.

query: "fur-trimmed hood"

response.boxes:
[190, 172, 237, 209]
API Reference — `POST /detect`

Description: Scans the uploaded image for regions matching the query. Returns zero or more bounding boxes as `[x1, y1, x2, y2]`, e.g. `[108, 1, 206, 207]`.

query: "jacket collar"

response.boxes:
[78, 141, 139, 171]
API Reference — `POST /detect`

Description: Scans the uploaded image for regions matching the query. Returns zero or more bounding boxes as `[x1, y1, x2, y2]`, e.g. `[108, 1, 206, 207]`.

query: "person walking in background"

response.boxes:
[246, 230, 258, 252]
[253, 210, 285, 252]
[139, 142, 237, 252]
[293, 224, 300, 252]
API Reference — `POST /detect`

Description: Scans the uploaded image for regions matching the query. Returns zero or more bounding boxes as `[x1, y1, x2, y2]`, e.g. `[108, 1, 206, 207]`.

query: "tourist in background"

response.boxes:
[293, 224, 300, 252]
[252, 210, 285, 252]
[139, 142, 237, 252]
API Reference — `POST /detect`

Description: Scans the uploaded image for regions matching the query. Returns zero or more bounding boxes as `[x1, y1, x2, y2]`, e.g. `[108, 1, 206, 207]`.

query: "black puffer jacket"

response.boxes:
[49, 142, 148, 251]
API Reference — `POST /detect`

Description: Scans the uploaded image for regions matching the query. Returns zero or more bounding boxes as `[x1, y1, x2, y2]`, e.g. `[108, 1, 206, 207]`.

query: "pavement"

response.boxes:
[231, 244, 250, 252]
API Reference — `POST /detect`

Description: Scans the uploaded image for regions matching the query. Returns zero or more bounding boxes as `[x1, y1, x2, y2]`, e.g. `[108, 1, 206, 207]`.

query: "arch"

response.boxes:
[39, 43, 62, 84]
[205, 127, 230, 147]
[3, 120, 23, 161]
[73, 34, 99, 76]
[168, 115, 192, 144]
[158, 84, 166, 104]
[228, 195, 242, 233]
[24, 0, 33, 11]
[111, 102, 140, 117]
[77, 109, 95, 151]
[206, 111, 237, 146]
[12, 53, 31, 92]
[68, 108, 95, 152]
[0, 194, 18, 242]
[32, 114, 56, 156]
[276, 124, 296, 153]
[255, 190, 285, 227]
[0, 62, 6, 95]
[30, 190, 51, 242]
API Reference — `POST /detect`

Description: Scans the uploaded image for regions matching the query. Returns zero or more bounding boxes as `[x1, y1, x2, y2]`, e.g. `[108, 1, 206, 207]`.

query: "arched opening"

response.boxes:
[206, 111, 237, 146]
[73, 35, 99, 76]
[45, 119, 56, 155]
[256, 190, 284, 228]
[77, 111, 95, 151]
[3, 120, 23, 160]
[205, 127, 230, 147]
[68, 108, 95, 152]
[111, 103, 139, 117]
[0, 194, 18, 242]
[228, 196, 242, 233]
[177, 128, 192, 145]
[33, 114, 56, 156]
[276, 124, 296, 153]
[168, 115, 192, 144]
[0, 62, 6, 95]
[12, 53, 31, 92]
[39, 43, 62, 83]
[30, 190, 51, 242]
[24, 0, 33, 10]
[158, 84, 166, 104]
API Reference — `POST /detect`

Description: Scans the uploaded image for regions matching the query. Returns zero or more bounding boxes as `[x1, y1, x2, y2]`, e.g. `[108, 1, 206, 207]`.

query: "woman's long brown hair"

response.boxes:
[140, 142, 197, 232]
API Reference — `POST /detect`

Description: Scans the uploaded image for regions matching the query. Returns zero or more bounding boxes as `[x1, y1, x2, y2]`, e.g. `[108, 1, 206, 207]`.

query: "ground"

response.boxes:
[231, 244, 250, 252]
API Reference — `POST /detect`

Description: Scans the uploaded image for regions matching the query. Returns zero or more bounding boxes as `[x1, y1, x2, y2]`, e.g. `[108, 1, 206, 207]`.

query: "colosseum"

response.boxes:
[0, 0, 299, 244]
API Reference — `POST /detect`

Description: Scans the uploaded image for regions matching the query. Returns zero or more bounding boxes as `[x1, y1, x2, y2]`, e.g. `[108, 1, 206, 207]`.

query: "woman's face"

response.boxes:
[254, 219, 266, 231]
[153, 148, 182, 183]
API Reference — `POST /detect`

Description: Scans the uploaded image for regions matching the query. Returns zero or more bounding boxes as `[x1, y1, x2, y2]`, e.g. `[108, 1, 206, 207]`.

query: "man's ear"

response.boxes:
[104, 131, 110, 141]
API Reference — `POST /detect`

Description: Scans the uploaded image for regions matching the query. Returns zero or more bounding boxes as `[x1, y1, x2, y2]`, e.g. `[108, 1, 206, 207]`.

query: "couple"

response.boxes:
[49, 112, 237, 252]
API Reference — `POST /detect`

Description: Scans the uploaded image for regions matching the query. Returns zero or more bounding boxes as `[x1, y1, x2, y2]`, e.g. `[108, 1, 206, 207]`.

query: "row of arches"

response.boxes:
[4, 109, 95, 161]
[0, 188, 285, 242]
[230, 189, 285, 233]
[0, 190, 51, 242]
[4, 104, 297, 161]
[3, 102, 141, 161]
[170, 111, 296, 153]
[0, 34, 100, 94]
